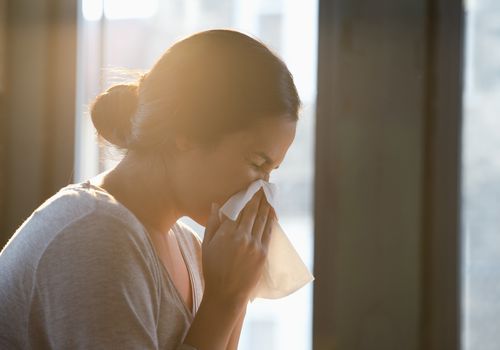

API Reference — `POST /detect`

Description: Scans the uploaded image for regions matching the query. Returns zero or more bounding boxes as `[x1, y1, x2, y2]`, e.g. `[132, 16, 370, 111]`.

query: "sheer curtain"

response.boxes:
[462, 1, 500, 349]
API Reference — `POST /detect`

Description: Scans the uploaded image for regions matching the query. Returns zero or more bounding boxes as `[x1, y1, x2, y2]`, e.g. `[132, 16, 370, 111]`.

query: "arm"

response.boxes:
[183, 196, 273, 350]
[181, 293, 246, 350]
[226, 303, 247, 350]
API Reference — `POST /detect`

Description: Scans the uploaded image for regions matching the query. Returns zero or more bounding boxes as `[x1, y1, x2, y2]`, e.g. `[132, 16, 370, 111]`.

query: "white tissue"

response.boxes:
[219, 179, 315, 301]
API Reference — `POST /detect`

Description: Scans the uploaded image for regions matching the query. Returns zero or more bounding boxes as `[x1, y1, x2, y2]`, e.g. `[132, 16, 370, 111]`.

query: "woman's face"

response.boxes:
[172, 117, 297, 226]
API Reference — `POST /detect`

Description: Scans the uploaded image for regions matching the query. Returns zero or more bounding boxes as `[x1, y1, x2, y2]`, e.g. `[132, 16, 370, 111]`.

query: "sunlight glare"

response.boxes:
[104, 0, 159, 20]
[82, 0, 103, 21]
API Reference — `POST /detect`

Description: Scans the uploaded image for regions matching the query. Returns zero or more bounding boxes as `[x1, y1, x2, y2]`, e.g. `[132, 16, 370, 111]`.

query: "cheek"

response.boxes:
[207, 164, 260, 205]
[186, 162, 264, 226]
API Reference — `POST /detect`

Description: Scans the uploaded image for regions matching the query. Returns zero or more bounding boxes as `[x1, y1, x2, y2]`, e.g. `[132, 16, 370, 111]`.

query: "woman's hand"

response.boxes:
[201, 189, 275, 305]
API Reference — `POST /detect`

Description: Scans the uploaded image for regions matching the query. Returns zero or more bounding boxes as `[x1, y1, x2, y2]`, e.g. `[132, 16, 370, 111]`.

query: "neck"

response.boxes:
[94, 153, 181, 235]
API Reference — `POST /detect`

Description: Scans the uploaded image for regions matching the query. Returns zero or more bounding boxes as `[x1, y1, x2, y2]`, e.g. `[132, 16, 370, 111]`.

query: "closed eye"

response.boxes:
[251, 162, 280, 171]
[253, 151, 280, 170]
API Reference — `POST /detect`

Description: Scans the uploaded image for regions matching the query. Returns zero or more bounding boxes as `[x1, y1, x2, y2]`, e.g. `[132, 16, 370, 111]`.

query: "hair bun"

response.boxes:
[90, 84, 138, 149]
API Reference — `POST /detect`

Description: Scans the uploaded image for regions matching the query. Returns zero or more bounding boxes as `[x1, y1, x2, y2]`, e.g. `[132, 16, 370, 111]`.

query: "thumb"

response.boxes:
[203, 202, 221, 247]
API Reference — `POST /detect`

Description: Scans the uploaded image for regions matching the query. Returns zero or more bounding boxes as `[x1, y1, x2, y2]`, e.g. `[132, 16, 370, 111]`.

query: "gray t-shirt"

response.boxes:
[0, 181, 204, 349]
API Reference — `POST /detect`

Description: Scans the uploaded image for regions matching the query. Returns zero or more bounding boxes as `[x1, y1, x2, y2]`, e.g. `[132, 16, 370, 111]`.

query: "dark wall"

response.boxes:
[313, 0, 463, 349]
[0, 0, 6, 242]
[1, 0, 77, 246]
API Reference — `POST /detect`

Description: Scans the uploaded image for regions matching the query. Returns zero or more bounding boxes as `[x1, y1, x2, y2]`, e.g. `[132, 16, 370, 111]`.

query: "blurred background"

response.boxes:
[0, 0, 498, 349]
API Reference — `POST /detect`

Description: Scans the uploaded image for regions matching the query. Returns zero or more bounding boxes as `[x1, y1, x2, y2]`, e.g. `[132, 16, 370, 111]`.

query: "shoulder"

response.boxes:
[36, 211, 158, 285]
[21, 181, 143, 236]
[46, 211, 145, 250]
[1, 183, 149, 277]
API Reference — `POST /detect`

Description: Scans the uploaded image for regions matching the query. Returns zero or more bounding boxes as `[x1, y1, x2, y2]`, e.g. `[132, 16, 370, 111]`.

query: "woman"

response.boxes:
[0, 29, 300, 349]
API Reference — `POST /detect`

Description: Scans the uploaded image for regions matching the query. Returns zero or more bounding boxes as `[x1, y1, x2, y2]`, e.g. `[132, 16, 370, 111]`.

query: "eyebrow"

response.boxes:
[254, 152, 280, 169]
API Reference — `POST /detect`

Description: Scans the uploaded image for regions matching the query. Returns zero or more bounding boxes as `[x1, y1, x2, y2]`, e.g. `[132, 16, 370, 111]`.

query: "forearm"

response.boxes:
[182, 295, 246, 350]
[226, 303, 247, 350]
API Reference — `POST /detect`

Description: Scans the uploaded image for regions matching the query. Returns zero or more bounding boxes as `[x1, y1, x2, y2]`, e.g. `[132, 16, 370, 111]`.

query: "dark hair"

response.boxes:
[90, 29, 301, 154]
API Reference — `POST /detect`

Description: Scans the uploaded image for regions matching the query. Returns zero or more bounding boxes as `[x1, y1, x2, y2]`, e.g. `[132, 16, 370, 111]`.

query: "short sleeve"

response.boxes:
[28, 214, 161, 350]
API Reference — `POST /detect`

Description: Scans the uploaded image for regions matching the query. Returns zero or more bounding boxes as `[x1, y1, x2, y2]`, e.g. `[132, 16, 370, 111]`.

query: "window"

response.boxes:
[462, 0, 500, 348]
[75, 1, 318, 348]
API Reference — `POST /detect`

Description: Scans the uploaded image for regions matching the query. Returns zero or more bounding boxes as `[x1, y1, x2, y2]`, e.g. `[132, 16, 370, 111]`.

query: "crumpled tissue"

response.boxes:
[218, 179, 315, 301]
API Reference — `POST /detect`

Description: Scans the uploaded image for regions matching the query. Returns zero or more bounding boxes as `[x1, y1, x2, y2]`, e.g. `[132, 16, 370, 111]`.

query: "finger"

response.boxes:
[261, 209, 276, 250]
[218, 216, 238, 234]
[202, 202, 221, 247]
[270, 206, 276, 219]
[235, 189, 261, 227]
[237, 190, 263, 235]
[235, 189, 261, 224]
[236, 190, 264, 226]
[252, 195, 270, 242]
